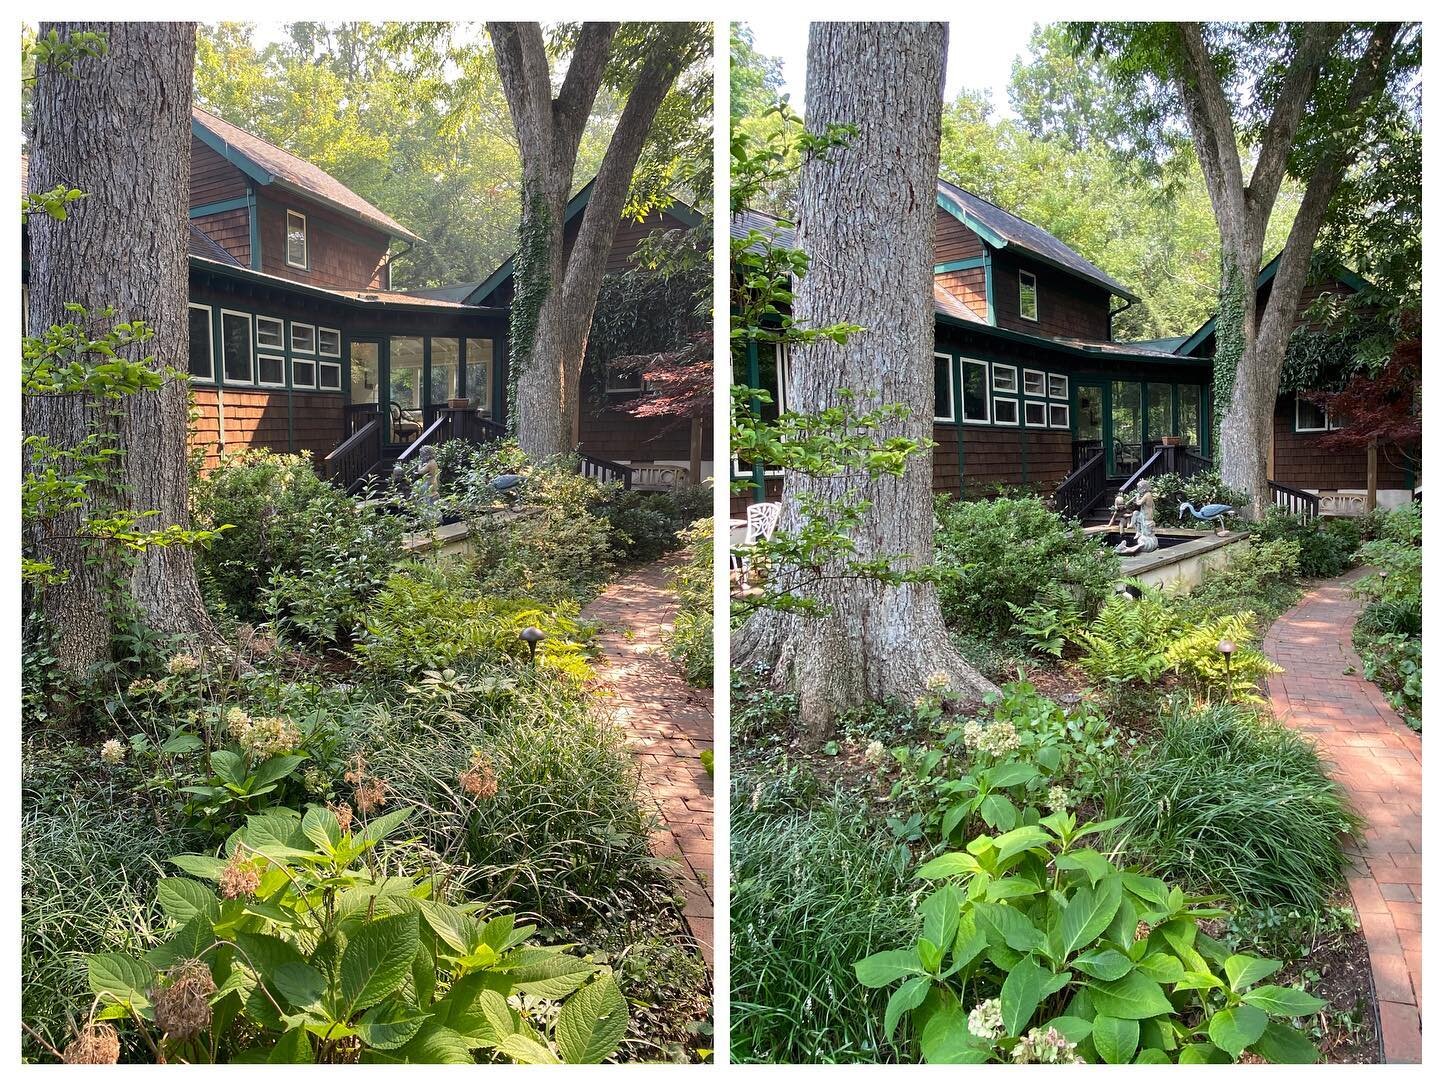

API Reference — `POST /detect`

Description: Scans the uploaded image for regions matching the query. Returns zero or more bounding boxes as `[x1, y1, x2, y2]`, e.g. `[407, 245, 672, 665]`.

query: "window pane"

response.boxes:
[317, 328, 341, 357]
[389, 336, 424, 410]
[291, 323, 315, 353]
[286, 212, 306, 266]
[258, 355, 285, 385]
[430, 338, 459, 405]
[257, 317, 284, 348]
[992, 364, 1018, 392]
[1048, 373, 1068, 400]
[735, 343, 785, 424]
[1019, 272, 1038, 320]
[1024, 369, 1046, 396]
[1296, 396, 1327, 431]
[994, 396, 1019, 425]
[1024, 400, 1047, 427]
[319, 363, 342, 390]
[350, 342, 379, 405]
[464, 338, 494, 412]
[221, 312, 252, 382]
[1177, 384, 1201, 445]
[961, 360, 989, 422]
[188, 306, 212, 379]
[934, 354, 953, 420]
[1147, 383, 1173, 441]
[292, 358, 316, 389]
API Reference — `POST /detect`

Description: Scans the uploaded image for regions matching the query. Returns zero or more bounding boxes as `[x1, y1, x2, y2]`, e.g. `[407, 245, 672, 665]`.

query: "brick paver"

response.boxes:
[582, 553, 715, 966]
[1263, 567, 1421, 1063]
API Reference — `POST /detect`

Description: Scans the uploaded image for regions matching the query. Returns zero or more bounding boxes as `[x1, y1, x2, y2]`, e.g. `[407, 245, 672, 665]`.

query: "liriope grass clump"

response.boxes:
[1104, 697, 1361, 911]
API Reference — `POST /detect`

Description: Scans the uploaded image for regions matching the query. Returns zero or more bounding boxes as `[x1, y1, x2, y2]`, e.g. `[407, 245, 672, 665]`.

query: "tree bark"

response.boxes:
[26, 21, 224, 675]
[732, 22, 996, 739]
[1172, 23, 1398, 515]
[489, 22, 700, 460]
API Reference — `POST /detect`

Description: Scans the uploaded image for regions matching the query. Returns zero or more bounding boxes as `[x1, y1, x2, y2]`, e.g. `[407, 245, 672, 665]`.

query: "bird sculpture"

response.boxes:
[1177, 499, 1235, 536]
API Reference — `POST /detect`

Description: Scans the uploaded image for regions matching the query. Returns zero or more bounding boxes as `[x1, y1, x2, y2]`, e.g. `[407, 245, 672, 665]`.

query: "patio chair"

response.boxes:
[735, 501, 782, 588]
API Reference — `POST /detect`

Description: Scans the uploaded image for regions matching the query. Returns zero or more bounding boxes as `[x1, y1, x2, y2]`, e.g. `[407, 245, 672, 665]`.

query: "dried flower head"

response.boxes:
[224, 707, 251, 742]
[238, 716, 300, 763]
[61, 1022, 120, 1064]
[346, 753, 388, 814]
[218, 853, 262, 900]
[153, 959, 216, 1041]
[459, 751, 499, 799]
[1011, 1025, 1082, 1064]
[100, 739, 126, 765]
[1135, 921, 1152, 941]
[165, 653, 201, 676]
[1047, 785, 1071, 815]
[127, 677, 157, 696]
[926, 670, 953, 693]
[968, 997, 1004, 1040]
[864, 739, 887, 766]
[327, 801, 355, 833]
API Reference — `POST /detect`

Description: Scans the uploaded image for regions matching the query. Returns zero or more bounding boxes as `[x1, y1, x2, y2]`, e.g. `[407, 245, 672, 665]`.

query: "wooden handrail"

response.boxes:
[1118, 447, 1166, 495]
[1269, 480, 1320, 521]
[577, 452, 633, 490]
[396, 412, 451, 463]
[322, 416, 382, 492]
[1052, 450, 1108, 519]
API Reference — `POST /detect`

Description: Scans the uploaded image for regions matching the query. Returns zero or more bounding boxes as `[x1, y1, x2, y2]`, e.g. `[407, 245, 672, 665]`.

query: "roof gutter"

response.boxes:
[1108, 295, 1135, 340]
[935, 311, 1211, 366]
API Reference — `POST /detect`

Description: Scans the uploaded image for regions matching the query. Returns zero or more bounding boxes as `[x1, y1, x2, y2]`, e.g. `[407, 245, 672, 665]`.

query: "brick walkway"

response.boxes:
[1263, 567, 1421, 1063]
[583, 553, 715, 966]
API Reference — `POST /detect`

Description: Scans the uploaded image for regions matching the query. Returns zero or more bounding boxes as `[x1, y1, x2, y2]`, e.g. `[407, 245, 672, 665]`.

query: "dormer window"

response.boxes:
[1018, 269, 1038, 321]
[286, 210, 308, 269]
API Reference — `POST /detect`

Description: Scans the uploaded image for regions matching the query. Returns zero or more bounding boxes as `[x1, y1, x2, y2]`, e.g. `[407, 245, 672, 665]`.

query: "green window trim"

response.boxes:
[285, 209, 309, 270]
[1019, 269, 1039, 322]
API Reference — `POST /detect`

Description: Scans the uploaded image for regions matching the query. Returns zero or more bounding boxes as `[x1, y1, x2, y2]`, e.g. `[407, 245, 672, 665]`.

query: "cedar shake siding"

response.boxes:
[256, 194, 391, 290]
[990, 249, 1112, 340]
[933, 425, 1071, 496]
[193, 206, 251, 266]
[934, 205, 984, 264]
[1272, 393, 1410, 492]
[189, 388, 345, 468]
[190, 137, 248, 204]
[936, 266, 988, 320]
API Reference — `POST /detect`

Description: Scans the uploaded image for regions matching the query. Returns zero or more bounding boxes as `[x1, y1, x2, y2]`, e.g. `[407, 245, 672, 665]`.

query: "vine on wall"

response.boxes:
[1209, 254, 1245, 441]
[506, 191, 552, 434]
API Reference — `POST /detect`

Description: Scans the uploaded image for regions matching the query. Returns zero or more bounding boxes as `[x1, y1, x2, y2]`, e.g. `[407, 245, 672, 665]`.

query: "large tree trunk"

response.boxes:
[733, 22, 996, 739]
[26, 21, 223, 675]
[489, 22, 699, 460]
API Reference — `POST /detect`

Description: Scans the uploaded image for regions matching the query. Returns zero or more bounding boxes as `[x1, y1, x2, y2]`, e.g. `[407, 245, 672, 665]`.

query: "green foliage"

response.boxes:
[601, 488, 708, 564]
[1104, 698, 1361, 911]
[24, 26, 108, 77]
[1179, 538, 1303, 625]
[1147, 468, 1250, 528]
[1352, 503, 1421, 727]
[934, 495, 1119, 637]
[1248, 509, 1365, 578]
[191, 450, 403, 643]
[731, 794, 921, 1063]
[1006, 583, 1086, 657]
[84, 807, 628, 1063]
[667, 518, 714, 687]
[857, 811, 1326, 1063]
[356, 562, 590, 680]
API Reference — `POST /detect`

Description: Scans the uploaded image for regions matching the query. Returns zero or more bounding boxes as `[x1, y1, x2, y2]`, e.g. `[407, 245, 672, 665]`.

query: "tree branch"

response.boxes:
[486, 23, 553, 158]
[553, 22, 617, 161]
[1175, 23, 1247, 225]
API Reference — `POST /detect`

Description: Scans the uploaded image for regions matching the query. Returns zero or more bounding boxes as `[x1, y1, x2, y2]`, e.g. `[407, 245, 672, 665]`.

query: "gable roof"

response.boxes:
[1174, 252, 1374, 356]
[191, 107, 421, 244]
[456, 176, 705, 306]
[936, 178, 1139, 303]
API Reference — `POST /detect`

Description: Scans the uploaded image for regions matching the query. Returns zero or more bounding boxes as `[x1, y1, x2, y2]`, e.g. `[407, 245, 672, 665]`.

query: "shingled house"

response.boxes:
[733, 179, 1418, 517]
[24, 108, 711, 492]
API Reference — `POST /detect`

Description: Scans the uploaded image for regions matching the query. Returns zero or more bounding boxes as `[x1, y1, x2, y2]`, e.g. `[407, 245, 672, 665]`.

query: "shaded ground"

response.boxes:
[1264, 566, 1421, 1064]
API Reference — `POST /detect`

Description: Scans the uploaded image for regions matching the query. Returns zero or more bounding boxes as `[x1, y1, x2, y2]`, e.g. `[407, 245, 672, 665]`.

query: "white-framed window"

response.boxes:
[1048, 372, 1069, 400]
[959, 358, 990, 424]
[934, 352, 955, 422]
[286, 210, 308, 269]
[256, 315, 285, 349]
[605, 364, 643, 394]
[257, 354, 286, 388]
[291, 357, 317, 389]
[290, 322, 316, 354]
[993, 395, 1020, 426]
[187, 303, 214, 382]
[992, 362, 1018, 393]
[317, 327, 342, 358]
[732, 343, 789, 478]
[1023, 368, 1046, 396]
[318, 362, 343, 390]
[1048, 402, 1071, 429]
[1024, 399, 1048, 427]
[1295, 395, 1331, 432]
[1019, 269, 1038, 322]
[465, 338, 495, 413]
[219, 309, 253, 384]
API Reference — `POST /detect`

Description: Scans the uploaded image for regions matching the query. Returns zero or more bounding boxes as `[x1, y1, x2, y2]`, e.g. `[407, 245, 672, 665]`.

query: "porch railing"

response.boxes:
[1052, 450, 1108, 519]
[323, 416, 383, 493]
[1270, 480, 1320, 521]
[578, 452, 633, 489]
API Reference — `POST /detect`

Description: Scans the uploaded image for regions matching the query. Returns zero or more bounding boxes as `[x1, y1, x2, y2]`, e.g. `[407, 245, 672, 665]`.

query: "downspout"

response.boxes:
[1108, 296, 1134, 341]
[982, 248, 996, 325]
[247, 184, 261, 271]
[383, 239, 415, 289]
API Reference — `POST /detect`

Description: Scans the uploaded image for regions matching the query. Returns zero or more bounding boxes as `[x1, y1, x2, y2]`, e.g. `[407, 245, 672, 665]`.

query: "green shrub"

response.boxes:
[934, 496, 1118, 636]
[667, 518, 714, 686]
[1352, 502, 1421, 726]
[1148, 468, 1250, 528]
[602, 488, 709, 563]
[1179, 538, 1303, 625]
[191, 450, 403, 643]
[857, 811, 1328, 1064]
[731, 795, 920, 1063]
[1104, 698, 1360, 910]
[1247, 510, 1363, 578]
[356, 562, 591, 680]
[80, 806, 629, 1064]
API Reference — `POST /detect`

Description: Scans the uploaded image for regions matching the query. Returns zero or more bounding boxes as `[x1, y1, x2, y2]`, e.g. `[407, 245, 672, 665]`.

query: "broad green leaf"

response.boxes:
[982, 877, 1043, 902]
[87, 953, 154, 1008]
[1135, 951, 1185, 983]
[920, 998, 991, 1063]
[1135, 1048, 1171, 1063]
[977, 903, 1047, 954]
[1061, 877, 1123, 956]
[855, 948, 926, 988]
[144, 913, 215, 970]
[947, 911, 988, 972]
[1179, 1042, 1230, 1063]
[1241, 984, 1325, 1017]
[169, 854, 228, 881]
[339, 913, 420, 1015]
[917, 851, 980, 880]
[984, 762, 1040, 787]
[1087, 971, 1174, 1020]
[496, 1033, 561, 1064]
[1071, 947, 1132, 981]
[883, 977, 931, 1040]
[1119, 871, 1169, 908]
[156, 877, 220, 925]
[301, 805, 343, 854]
[357, 807, 414, 847]
[418, 900, 480, 955]
[1055, 849, 1112, 884]
[273, 963, 327, 1013]
[504, 952, 597, 997]
[236, 932, 308, 981]
[555, 972, 628, 1063]
[210, 749, 247, 786]
[1092, 1014, 1139, 1064]
[992, 825, 1052, 863]
[389, 1020, 475, 1064]
[920, 885, 964, 953]
[916, 937, 942, 973]
[356, 999, 430, 1050]
[252, 754, 305, 791]
[267, 1027, 315, 1063]
[1252, 1020, 1320, 1064]
[1209, 1004, 1268, 1057]
[1000, 954, 1071, 1036]
[1224, 953, 1283, 992]
[1048, 1014, 1092, 1046]
[979, 793, 1018, 831]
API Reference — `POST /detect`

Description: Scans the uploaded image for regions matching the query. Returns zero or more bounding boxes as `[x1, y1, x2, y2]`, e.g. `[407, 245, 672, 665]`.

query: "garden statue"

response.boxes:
[1177, 498, 1235, 536]
[1115, 478, 1159, 555]
[416, 446, 440, 506]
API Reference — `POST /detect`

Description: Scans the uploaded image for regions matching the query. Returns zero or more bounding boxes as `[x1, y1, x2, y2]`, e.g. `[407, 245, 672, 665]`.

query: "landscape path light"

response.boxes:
[519, 626, 545, 665]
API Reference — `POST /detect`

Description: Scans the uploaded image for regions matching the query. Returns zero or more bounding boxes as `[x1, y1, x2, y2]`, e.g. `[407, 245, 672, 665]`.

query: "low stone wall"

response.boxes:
[1124, 530, 1249, 594]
